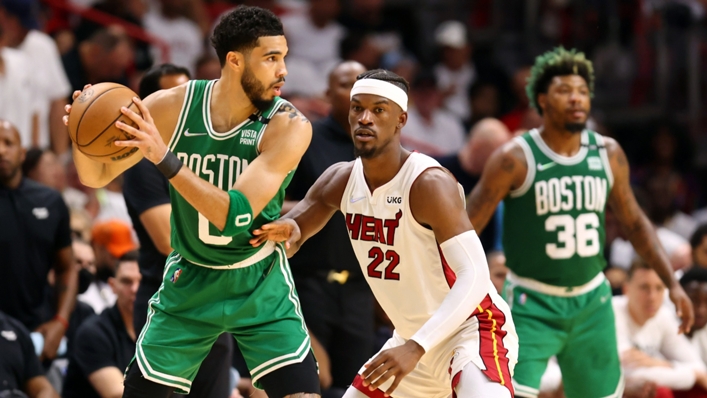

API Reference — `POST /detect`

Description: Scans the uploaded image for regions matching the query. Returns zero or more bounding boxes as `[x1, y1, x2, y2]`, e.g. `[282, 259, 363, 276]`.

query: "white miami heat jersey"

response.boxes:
[340, 152, 491, 340]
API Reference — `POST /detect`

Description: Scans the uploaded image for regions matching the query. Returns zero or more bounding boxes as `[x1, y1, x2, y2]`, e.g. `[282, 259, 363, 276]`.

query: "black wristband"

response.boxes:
[156, 151, 183, 179]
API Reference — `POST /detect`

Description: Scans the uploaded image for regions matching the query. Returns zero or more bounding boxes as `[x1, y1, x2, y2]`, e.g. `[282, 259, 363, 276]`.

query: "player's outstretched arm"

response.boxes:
[466, 141, 526, 233]
[361, 168, 492, 396]
[250, 162, 352, 256]
[606, 137, 694, 333]
[67, 86, 183, 188]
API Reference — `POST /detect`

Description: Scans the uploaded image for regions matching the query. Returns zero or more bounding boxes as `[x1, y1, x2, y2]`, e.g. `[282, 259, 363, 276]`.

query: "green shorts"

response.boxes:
[133, 245, 311, 394]
[503, 276, 622, 398]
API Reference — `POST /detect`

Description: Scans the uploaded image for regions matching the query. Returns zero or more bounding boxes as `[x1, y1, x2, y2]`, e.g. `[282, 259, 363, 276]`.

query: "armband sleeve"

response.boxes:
[219, 190, 254, 237]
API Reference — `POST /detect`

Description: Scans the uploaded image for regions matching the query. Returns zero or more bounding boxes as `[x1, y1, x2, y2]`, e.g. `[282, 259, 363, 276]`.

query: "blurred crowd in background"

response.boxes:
[3, 0, 707, 397]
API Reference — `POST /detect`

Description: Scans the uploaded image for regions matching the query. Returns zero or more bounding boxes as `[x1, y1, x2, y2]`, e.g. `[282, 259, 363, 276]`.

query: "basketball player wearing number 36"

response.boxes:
[63, 6, 322, 398]
[250, 69, 518, 398]
[466, 47, 694, 398]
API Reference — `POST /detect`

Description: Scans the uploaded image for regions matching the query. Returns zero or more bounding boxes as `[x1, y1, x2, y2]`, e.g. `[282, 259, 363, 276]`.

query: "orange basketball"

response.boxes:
[68, 83, 141, 163]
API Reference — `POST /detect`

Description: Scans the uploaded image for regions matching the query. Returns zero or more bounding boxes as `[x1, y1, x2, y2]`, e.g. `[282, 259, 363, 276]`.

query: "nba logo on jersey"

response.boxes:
[170, 268, 182, 283]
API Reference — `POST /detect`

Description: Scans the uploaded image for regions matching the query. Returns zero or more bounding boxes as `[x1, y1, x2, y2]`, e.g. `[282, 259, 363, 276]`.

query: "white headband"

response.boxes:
[350, 78, 408, 111]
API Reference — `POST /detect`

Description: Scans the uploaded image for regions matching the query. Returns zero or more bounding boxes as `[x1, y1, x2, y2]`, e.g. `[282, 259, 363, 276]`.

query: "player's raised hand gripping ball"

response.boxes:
[67, 83, 142, 163]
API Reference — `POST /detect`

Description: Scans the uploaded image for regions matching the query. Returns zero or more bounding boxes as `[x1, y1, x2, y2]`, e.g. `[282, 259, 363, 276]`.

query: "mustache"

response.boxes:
[270, 77, 286, 87]
[354, 127, 376, 135]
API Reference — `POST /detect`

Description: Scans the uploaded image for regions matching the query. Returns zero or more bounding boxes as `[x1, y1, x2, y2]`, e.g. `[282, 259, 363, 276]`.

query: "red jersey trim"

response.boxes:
[351, 374, 387, 398]
[437, 245, 457, 288]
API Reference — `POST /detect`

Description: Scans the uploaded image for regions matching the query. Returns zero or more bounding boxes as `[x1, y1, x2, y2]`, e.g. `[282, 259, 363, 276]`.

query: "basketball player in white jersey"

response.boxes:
[250, 69, 518, 398]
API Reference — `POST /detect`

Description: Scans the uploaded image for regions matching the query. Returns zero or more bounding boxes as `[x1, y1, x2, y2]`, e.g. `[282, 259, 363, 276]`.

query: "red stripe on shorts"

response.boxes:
[451, 370, 462, 398]
[352, 374, 387, 398]
[475, 299, 515, 396]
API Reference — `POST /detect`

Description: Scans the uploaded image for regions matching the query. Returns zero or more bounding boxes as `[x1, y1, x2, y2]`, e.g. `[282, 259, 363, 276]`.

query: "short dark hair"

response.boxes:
[139, 63, 191, 98]
[21, 147, 45, 177]
[690, 224, 707, 250]
[681, 266, 707, 288]
[526, 47, 595, 115]
[87, 27, 127, 52]
[115, 250, 139, 274]
[356, 68, 410, 95]
[210, 5, 284, 67]
[627, 258, 652, 280]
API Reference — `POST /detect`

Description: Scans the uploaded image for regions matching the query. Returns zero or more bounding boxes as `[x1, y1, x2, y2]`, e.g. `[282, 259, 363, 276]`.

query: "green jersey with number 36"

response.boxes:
[502, 129, 613, 287]
[166, 79, 294, 266]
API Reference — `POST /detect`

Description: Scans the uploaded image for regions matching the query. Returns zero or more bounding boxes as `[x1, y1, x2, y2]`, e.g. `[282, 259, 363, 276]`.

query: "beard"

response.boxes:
[564, 122, 586, 133]
[353, 145, 377, 159]
[241, 66, 275, 112]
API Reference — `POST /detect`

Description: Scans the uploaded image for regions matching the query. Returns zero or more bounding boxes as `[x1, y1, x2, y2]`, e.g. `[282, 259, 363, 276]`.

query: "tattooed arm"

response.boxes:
[466, 141, 528, 233]
[605, 137, 693, 332]
[168, 102, 312, 229]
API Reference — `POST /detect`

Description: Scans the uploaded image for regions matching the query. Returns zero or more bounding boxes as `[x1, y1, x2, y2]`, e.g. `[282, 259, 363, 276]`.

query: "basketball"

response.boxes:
[68, 83, 142, 163]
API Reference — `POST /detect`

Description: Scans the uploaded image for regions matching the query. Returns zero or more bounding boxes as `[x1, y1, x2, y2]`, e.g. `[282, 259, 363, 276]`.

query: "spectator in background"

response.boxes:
[402, 71, 466, 156]
[72, 0, 152, 71]
[194, 53, 221, 80]
[692, 225, 707, 269]
[63, 251, 141, 398]
[144, 0, 204, 74]
[22, 148, 66, 191]
[380, 50, 419, 88]
[435, 118, 509, 250]
[682, 267, 707, 366]
[610, 188, 694, 273]
[500, 65, 541, 134]
[487, 251, 508, 295]
[467, 80, 500, 130]
[0, 35, 36, 149]
[337, 0, 415, 58]
[280, 0, 345, 97]
[283, 61, 372, 398]
[614, 260, 707, 394]
[22, 148, 91, 213]
[81, 220, 137, 314]
[0, 120, 77, 362]
[0, 311, 60, 398]
[73, 238, 97, 297]
[0, 0, 72, 158]
[433, 20, 475, 123]
[632, 122, 699, 244]
[61, 26, 134, 95]
[339, 32, 382, 71]
[94, 175, 132, 226]
[122, 63, 235, 398]
[436, 118, 509, 194]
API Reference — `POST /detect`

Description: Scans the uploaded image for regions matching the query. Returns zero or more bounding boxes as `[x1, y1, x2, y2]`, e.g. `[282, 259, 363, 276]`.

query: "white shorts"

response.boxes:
[353, 294, 518, 398]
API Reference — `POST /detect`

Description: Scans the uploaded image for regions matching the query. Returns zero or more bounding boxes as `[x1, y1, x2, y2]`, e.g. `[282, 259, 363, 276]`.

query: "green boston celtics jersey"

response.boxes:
[165, 80, 294, 266]
[502, 129, 613, 287]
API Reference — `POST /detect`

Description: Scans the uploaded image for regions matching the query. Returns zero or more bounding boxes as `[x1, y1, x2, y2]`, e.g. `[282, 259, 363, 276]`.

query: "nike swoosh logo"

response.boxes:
[537, 162, 556, 171]
[600, 294, 610, 303]
[184, 129, 207, 137]
[350, 196, 366, 203]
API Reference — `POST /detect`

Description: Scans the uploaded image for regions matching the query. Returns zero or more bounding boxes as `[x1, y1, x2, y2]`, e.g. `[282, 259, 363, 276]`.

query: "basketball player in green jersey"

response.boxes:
[64, 6, 321, 398]
[466, 47, 694, 398]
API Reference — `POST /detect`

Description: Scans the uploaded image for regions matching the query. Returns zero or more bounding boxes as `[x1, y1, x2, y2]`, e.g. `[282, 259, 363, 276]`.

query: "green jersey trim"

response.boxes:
[529, 128, 589, 165]
[167, 81, 196, 152]
[202, 80, 253, 140]
[255, 97, 287, 155]
[594, 134, 614, 188]
[509, 136, 536, 198]
[507, 270, 606, 296]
